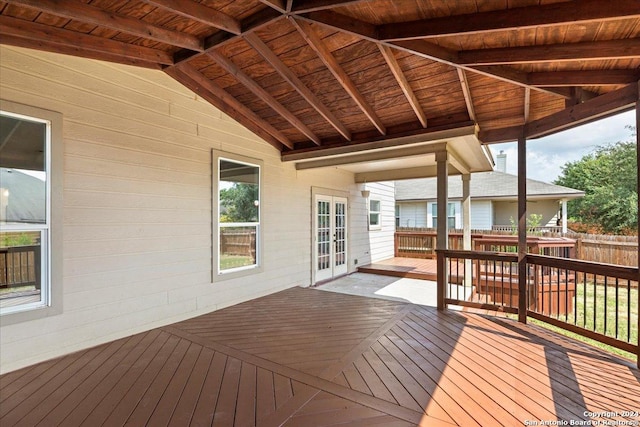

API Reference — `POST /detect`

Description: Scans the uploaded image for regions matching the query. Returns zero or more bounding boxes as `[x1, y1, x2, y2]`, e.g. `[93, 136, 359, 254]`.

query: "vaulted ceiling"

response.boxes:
[1, 0, 639, 161]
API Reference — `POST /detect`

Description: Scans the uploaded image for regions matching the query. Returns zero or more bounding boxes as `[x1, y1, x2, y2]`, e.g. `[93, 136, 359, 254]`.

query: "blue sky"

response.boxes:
[488, 109, 636, 183]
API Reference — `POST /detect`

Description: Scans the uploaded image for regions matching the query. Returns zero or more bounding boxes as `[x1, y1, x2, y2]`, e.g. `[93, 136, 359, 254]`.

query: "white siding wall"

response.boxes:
[470, 200, 493, 230]
[0, 46, 368, 373]
[360, 182, 394, 262]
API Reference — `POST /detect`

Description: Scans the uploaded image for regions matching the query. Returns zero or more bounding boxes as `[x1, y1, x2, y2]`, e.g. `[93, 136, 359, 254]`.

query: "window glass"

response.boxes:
[218, 158, 260, 273]
[369, 199, 381, 227]
[0, 112, 49, 315]
[431, 202, 456, 229]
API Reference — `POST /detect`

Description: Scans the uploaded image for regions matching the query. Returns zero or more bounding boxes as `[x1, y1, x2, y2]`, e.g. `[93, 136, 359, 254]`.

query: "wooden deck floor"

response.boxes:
[358, 257, 438, 280]
[1, 287, 639, 426]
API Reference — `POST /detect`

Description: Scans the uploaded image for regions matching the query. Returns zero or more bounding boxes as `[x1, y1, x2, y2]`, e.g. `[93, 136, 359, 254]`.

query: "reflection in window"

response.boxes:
[369, 199, 381, 228]
[218, 158, 260, 273]
[431, 202, 456, 229]
[0, 111, 49, 314]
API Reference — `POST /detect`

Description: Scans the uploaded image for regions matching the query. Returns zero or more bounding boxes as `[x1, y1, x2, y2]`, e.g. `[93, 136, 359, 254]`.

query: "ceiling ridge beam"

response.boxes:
[292, 18, 386, 135]
[142, 0, 241, 35]
[378, 44, 427, 128]
[244, 32, 352, 141]
[460, 38, 640, 66]
[378, 0, 640, 41]
[0, 15, 173, 65]
[528, 69, 640, 87]
[207, 49, 321, 145]
[168, 64, 293, 149]
[5, 0, 203, 52]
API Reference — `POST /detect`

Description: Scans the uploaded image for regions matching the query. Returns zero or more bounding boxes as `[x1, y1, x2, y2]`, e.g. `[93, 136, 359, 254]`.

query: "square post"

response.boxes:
[436, 151, 448, 311]
[462, 174, 472, 288]
[561, 199, 568, 234]
[636, 81, 639, 368]
[518, 133, 528, 323]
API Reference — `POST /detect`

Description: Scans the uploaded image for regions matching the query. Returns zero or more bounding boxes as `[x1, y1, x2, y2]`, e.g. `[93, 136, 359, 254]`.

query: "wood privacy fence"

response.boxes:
[0, 245, 40, 289]
[396, 228, 638, 268]
[220, 229, 256, 260]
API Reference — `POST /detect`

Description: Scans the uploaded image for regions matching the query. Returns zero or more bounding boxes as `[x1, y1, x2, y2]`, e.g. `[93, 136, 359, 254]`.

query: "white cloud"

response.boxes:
[489, 110, 636, 182]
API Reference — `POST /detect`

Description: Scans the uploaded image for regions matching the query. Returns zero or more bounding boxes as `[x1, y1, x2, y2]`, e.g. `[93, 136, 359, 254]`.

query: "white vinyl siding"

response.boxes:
[470, 200, 493, 230]
[363, 182, 395, 262]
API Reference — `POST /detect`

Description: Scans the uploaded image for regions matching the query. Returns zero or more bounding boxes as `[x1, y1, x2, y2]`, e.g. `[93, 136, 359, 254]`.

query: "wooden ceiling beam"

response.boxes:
[300, 12, 573, 99]
[456, 69, 476, 122]
[244, 31, 352, 141]
[479, 83, 638, 144]
[142, 0, 241, 35]
[460, 39, 640, 66]
[207, 50, 321, 145]
[5, 0, 203, 52]
[167, 64, 293, 150]
[524, 87, 531, 124]
[292, 18, 385, 135]
[292, 0, 372, 13]
[528, 70, 640, 87]
[378, 44, 427, 128]
[378, 0, 640, 41]
[0, 15, 173, 65]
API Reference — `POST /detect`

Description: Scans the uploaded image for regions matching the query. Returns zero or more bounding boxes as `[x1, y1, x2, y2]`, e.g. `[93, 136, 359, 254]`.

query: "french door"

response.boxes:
[314, 195, 348, 283]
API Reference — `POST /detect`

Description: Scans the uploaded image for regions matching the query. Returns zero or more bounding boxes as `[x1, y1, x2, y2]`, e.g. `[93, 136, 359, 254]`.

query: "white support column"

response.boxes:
[561, 199, 568, 234]
[462, 174, 472, 288]
[436, 150, 448, 311]
[517, 134, 528, 323]
[436, 151, 449, 250]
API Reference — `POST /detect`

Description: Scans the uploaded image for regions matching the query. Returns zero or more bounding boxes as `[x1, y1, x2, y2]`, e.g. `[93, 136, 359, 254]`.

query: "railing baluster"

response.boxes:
[603, 276, 608, 335]
[615, 277, 619, 339]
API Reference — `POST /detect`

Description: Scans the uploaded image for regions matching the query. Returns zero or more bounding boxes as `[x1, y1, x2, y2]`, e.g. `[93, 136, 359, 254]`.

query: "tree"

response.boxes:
[554, 129, 637, 234]
[219, 183, 259, 223]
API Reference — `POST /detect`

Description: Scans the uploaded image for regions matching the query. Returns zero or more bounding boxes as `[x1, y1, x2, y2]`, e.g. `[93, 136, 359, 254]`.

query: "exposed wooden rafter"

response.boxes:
[460, 39, 640, 66]
[292, 18, 386, 135]
[299, 11, 573, 99]
[258, 0, 287, 13]
[456, 69, 476, 122]
[378, 0, 640, 41]
[167, 64, 293, 149]
[378, 44, 427, 128]
[6, 0, 204, 52]
[244, 32, 352, 141]
[207, 50, 321, 145]
[0, 15, 174, 65]
[142, 0, 241, 35]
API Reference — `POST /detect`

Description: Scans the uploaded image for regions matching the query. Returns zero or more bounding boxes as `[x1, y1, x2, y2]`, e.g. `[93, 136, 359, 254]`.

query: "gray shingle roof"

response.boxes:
[395, 171, 584, 201]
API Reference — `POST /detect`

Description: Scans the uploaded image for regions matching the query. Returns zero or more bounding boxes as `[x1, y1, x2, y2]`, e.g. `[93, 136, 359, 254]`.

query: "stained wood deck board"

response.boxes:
[1, 287, 638, 426]
[358, 257, 439, 280]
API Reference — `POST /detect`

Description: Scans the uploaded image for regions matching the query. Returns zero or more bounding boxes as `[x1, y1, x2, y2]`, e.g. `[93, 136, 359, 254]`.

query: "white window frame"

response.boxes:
[212, 150, 263, 281]
[429, 201, 459, 230]
[368, 199, 381, 230]
[0, 100, 63, 324]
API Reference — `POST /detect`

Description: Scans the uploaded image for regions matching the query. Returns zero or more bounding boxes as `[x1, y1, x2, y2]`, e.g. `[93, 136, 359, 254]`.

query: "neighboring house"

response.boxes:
[0, 168, 46, 224]
[395, 154, 584, 232]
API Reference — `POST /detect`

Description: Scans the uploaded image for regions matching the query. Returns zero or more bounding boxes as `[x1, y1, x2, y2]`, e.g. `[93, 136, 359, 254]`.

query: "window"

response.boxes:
[395, 204, 400, 228]
[369, 199, 381, 229]
[0, 103, 59, 317]
[431, 202, 456, 229]
[215, 154, 262, 276]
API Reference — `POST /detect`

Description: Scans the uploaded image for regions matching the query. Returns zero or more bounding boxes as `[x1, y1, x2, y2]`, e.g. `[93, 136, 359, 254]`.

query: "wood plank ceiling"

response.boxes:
[0, 0, 639, 158]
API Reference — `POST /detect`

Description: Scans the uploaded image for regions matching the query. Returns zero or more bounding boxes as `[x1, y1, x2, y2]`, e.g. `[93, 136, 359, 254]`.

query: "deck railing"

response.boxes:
[437, 249, 640, 365]
[0, 245, 41, 289]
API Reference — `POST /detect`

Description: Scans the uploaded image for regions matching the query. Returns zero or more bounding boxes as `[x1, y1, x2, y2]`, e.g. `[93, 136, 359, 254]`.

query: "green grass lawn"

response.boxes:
[529, 282, 638, 360]
[220, 255, 255, 270]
